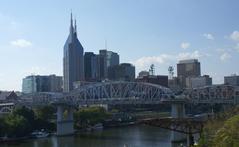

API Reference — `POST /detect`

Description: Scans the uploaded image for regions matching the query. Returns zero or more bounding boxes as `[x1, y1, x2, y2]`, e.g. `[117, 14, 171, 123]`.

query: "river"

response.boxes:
[2, 125, 186, 147]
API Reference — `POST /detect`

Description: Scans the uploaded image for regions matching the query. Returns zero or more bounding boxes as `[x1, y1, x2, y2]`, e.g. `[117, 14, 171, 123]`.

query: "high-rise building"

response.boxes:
[22, 75, 63, 94]
[177, 59, 201, 88]
[63, 13, 84, 92]
[186, 75, 212, 88]
[84, 52, 98, 81]
[98, 49, 119, 80]
[108, 63, 135, 81]
[224, 74, 239, 86]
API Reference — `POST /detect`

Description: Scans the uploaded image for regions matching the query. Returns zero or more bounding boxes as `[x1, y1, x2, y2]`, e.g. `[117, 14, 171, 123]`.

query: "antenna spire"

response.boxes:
[70, 10, 74, 34]
[70, 10, 73, 26]
[74, 19, 77, 33]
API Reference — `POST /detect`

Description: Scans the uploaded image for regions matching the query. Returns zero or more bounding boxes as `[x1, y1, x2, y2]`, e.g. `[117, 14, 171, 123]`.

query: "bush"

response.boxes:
[74, 106, 111, 129]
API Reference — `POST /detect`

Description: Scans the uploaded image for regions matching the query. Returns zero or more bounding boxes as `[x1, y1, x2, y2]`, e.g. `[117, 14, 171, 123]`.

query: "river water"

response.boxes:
[2, 125, 185, 147]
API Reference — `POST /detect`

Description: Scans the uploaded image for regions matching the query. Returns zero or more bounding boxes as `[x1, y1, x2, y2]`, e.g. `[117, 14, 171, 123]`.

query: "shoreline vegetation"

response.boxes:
[0, 106, 56, 142]
[1, 105, 239, 146]
[0, 106, 169, 143]
[197, 106, 239, 147]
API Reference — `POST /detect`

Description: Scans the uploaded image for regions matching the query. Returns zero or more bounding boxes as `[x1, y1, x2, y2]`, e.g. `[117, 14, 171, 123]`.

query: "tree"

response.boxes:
[34, 106, 56, 132]
[212, 114, 239, 147]
[35, 105, 55, 121]
[4, 114, 30, 137]
[13, 106, 35, 124]
[0, 117, 7, 137]
[74, 107, 111, 129]
[12, 106, 35, 132]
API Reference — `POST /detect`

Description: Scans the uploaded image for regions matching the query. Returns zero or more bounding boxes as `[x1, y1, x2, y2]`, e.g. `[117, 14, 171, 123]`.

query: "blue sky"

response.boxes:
[0, 0, 239, 91]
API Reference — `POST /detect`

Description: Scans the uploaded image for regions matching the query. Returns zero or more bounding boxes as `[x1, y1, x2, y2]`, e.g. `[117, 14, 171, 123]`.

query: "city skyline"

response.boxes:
[0, 0, 239, 91]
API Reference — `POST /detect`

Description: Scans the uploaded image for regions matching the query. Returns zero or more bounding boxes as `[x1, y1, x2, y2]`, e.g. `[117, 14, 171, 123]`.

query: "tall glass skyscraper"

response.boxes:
[63, 13, 84, 92]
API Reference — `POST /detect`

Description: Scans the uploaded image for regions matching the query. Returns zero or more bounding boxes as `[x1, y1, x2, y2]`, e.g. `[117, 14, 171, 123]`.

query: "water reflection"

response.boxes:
[3, 125, 182, 147]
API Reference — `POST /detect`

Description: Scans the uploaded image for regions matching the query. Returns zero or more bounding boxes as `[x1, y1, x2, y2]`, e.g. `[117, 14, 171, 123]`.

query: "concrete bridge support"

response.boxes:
[171, 103, 186, 143]
[56, 105, 74, 136]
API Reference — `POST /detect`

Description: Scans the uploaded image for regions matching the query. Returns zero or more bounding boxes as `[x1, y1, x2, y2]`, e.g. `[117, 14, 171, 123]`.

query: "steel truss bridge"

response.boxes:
[19, 82, 239, 106]
[20, 81, 175, 106]
[15, 81, 239, 136]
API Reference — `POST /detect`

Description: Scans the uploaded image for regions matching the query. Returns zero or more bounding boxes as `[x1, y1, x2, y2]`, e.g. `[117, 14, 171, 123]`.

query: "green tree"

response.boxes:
[74, 107, 111, 129]
[4, 114, 30, 137]
[212, 114, 239, 147]
[34, 106, 56, 131]
[35, 105, 55, 121]
[13, 106, 35, 124]
[12, 106, 35, 133]
[0, 117, 7, 137]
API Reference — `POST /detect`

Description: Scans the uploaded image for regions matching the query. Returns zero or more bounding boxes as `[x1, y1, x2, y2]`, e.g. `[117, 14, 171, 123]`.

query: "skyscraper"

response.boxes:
[84, 52, 98, 81]
[63, 13, 84, 92]
[177, 59, 201, 88]
[98, 49, 119, 80]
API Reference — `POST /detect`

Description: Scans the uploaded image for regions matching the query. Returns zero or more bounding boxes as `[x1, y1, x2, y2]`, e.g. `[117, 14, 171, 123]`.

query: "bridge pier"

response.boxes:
[171, 103, 187, 143]
[56, 105, 74, 136]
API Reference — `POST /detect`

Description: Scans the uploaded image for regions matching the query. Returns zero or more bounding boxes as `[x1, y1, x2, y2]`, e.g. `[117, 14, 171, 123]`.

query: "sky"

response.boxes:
[0, 0, 239, 91]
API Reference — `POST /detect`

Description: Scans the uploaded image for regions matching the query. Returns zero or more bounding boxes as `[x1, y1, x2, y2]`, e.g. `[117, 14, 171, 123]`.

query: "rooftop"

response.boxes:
[178, 59, 199, 64]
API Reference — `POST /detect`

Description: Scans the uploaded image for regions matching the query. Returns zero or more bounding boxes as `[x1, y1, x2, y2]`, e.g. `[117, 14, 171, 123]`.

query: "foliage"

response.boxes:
[0, 106, 56, 138]
[13, 106, 35, 127]
[212, 114, 239, 147]
[0, 117, 7, 136]
[4, 114, 30, 137]
[34, 105, 56, 131]
[34, 105, 55, 121]
[74, 106, 111, 129]
[198, 106, 239, 147]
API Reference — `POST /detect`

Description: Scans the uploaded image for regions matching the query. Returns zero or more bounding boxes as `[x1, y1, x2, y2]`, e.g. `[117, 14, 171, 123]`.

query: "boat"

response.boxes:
[31, 130, 49, 138]
[92, 123, 103, 130]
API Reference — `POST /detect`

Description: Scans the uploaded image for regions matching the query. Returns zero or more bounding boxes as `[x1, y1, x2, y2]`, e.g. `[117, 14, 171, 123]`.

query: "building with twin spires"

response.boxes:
[63, 13, 84, 92]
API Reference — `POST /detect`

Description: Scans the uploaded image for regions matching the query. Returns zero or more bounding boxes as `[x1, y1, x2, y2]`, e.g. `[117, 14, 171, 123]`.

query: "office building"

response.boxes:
[186, 75, 212, 88]
[177, 59, 201, 88]
[63, 13, 84, 92]
[84, 52, 98, 81]
[98, 49, 119, 80]
[224, 75, 239, 86]
[108, 63, 135, 81]
[22, 75, 62, 94]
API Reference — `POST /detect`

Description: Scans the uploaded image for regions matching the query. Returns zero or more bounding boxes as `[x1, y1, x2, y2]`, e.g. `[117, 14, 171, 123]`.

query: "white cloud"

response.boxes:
[203, 33, 214, 40]
[230, 31, 239, 42]
[132, 50, 205, 72]
[180, 42, 190, 49]
[10, 39, 32, 48]
[177, 50, 202, 60]
[133, 54, 174, 70]
[220, 52, 231, 61]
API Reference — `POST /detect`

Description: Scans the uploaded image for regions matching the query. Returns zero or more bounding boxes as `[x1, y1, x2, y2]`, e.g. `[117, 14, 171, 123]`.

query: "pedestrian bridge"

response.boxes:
[20, 81, 175, 106]
[18, 82, 239, 136]
[19, 82, 239, 106]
